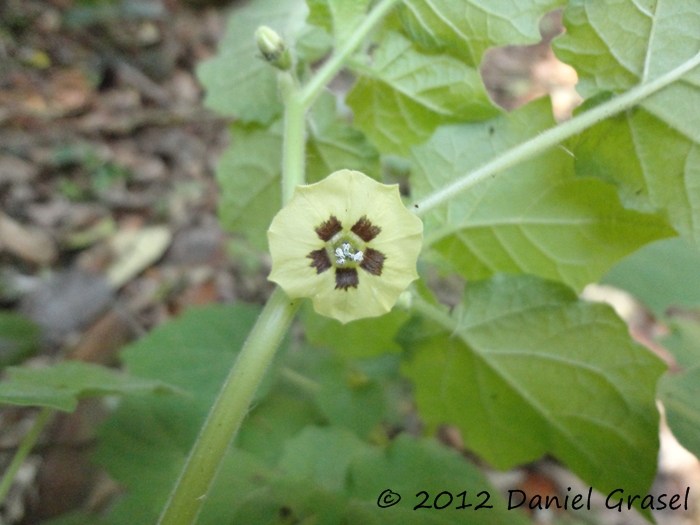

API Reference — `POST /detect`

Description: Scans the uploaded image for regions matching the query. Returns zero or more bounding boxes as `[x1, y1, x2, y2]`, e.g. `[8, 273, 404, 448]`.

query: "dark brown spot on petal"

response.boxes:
[351, 215, 381, 242]
[360, 248, 385, 276]
[307, 248, 331, 274]
[335, 267, 359, 290]
[315, 215, 343, 241]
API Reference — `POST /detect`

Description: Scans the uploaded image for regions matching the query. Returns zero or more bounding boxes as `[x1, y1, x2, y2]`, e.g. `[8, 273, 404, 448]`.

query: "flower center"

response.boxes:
[306, 214, 387, 290]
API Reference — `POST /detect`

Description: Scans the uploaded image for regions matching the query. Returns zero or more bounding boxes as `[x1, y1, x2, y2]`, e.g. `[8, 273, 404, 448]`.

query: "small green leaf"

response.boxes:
[412, 98, 674, 291]
[601, 237, 700, 316]
[659, 366, 700, 460]
[197, 0, 308, 123]
[0, 361, 174, 412]
[0, 312, 39, 367]
[347, 31, 498, 156]
[217, 98, 380, 250]
[398, 0, 566, 65]
[308, 0, 372, 48]
[400, 274, 666, 509]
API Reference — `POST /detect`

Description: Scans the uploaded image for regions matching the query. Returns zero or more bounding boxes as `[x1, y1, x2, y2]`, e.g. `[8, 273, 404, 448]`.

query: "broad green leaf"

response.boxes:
[0, 312, 39, 367]
[347, 31, 498, 156]
[197, 0, 308, 123]
[412, 98, 674, 291]
[400, 274, 665, 510]
[0, 361, 173, 412]
[571, 106, 700, 247]
[283, 342, 389, 438]
[398, 0, 566, 65]
[216, 121, 283, 251]
[347, 435, 528, 524]
[553, 1, 700, 102]
[278, 426, 371, 491]
[92, 304, 289, 524]
[235, 428, 522, 525]
[601, 237, 700, 317]
[217, 96, 379, 250]
[554, 2, 700, 247]
[659, 366, 700, 459]
[236, 393, 326, 467]
[301, 301, 409, 358]
[306, 92, 381, 182]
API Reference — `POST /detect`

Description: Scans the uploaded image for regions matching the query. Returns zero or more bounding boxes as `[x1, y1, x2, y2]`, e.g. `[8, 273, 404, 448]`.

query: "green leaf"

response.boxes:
[347, 31, 498, 156]
[197, 0, 308, 123]
[217, 96, 379, 250]
[216, 121, 283, 251]
[601, 237, 700, 316]
[400, 274, 666, 510]
[553, 1, 700, 102]
[570, 106, 700, 247]
[235, 428, 522, 525]
[661, 319, 700, 370]
[347, 435, 528, 524]
[92, 304, 277, 524]
[659, 366, 700, 459]
[0, 312, 39, 367]
[0, 361, 173, 412]
[554, 2, 700, 247]
[283, 343, 389, 439]
[307, 0, 372, 48]
[412, 97, 674, 291]
[279, 426, 371, 491]
[301, 301, 409, 358]
[306, 92, 381, 182]
[398, 0, 566, 65]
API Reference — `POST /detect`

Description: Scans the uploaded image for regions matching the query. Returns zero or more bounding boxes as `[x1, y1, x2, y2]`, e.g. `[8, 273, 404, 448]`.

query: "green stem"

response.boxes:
[298, 0, 400, 108]
[0, 407, 53, 504]
[410, 293, 457, 332]
[281, 72, 306, 203]
[411, 50, 700, 218]
[157, 288, 300, 525]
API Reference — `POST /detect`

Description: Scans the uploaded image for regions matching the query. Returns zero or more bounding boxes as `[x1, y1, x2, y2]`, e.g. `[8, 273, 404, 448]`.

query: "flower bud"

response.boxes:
[255, 26, 291, 71]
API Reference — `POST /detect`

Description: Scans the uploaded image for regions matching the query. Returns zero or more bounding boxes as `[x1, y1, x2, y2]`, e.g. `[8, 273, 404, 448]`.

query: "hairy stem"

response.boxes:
[0, 407, 53, 505]
[411, 50, 700, 218]
[281, 72, 306, 203]
[158, 288, 300, 525]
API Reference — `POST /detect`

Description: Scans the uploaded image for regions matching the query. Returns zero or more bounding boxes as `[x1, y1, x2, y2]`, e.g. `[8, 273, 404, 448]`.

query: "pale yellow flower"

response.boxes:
[268, 169, 423, 323]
